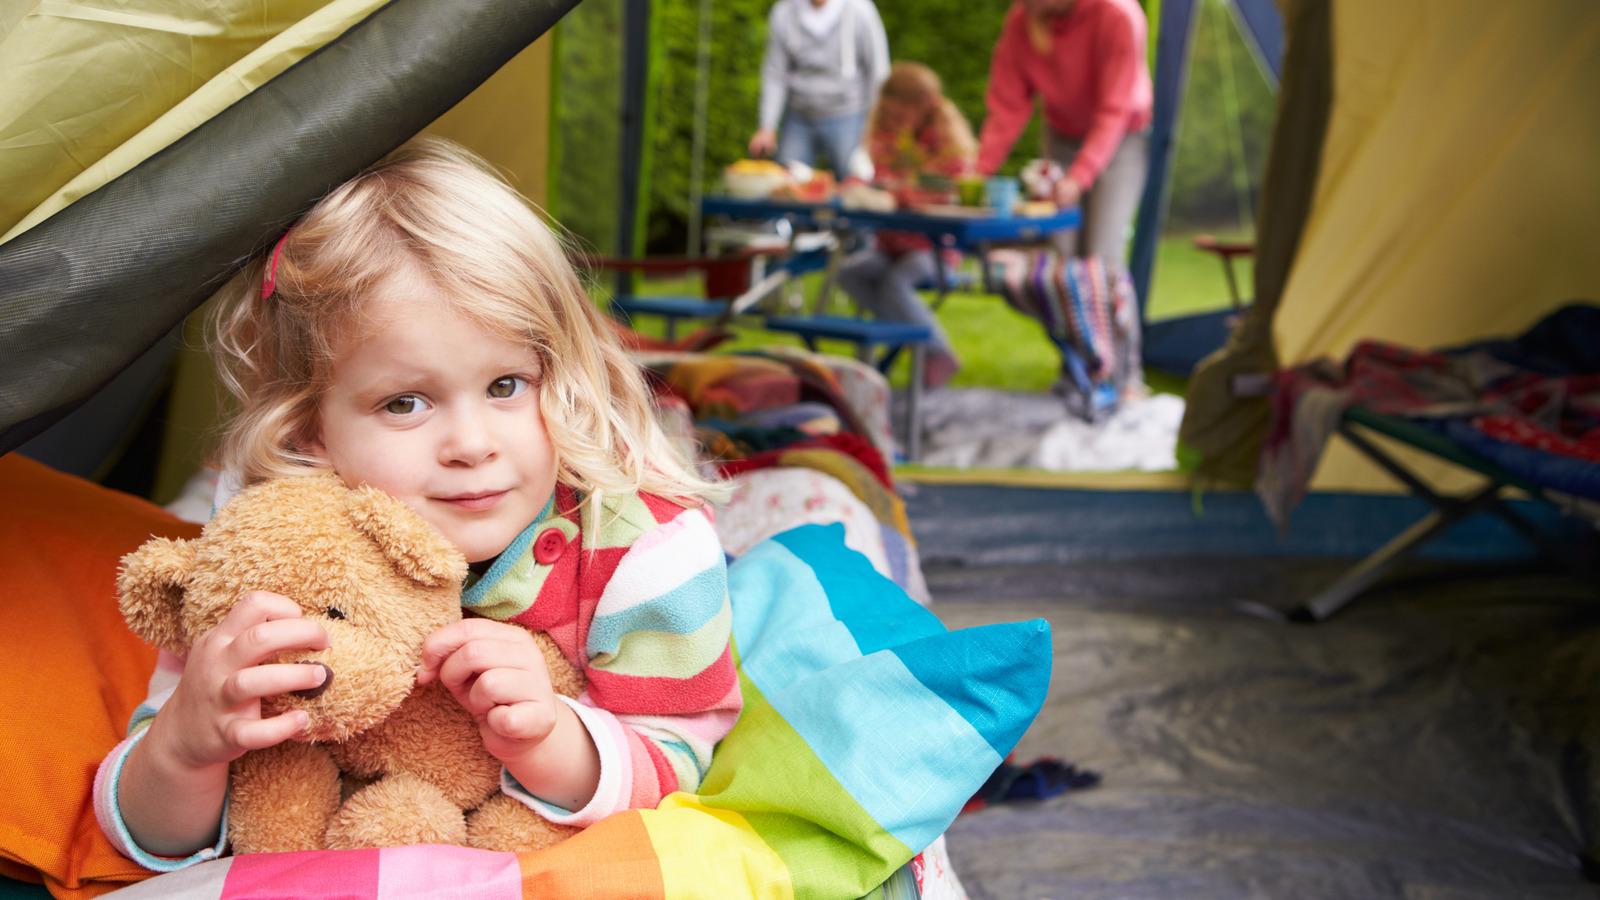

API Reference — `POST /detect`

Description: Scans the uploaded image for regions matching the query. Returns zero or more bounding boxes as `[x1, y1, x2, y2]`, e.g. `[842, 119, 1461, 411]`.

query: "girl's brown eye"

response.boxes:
[384, 395, 421, 414]
[488, 376, 525, 399]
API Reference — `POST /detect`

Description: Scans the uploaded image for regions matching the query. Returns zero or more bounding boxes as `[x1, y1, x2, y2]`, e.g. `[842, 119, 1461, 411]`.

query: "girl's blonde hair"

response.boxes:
[209, 136, 720, 514]
[868, 62, 978, 159]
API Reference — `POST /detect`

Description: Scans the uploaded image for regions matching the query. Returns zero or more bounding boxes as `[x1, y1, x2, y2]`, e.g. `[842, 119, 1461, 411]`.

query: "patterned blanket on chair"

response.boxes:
[987, 251, 1143, 421]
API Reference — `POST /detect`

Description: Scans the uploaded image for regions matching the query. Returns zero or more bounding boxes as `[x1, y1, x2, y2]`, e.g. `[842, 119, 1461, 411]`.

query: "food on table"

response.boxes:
[1020, 158, 1065, 200]
[769, 169, 836, 203]
[839, 181, 896, 212]
[724, 159, 794, 198]
[728, 158, 790, 174]
[896, 184, 958, 209]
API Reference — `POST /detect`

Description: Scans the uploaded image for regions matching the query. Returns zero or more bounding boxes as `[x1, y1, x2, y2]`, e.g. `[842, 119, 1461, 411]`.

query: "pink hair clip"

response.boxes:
[260, 230, 291, 300]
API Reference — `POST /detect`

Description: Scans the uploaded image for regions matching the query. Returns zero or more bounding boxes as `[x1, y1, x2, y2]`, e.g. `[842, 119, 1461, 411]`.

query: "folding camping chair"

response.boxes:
[759, 314, 933, 461]
[1192, 234, 1254, 313]
[1290, 406, 1600, 622]
[591, 254, 792, 348]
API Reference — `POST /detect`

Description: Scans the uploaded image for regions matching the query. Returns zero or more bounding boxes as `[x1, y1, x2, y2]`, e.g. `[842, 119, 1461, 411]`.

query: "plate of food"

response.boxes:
[724, 159, 793, 198]
[909, 203, 996, 218]
[770, 168, 836, 203]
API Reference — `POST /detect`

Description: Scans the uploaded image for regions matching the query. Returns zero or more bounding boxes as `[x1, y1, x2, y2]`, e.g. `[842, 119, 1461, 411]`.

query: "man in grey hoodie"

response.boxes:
[748, 0, 890, 176]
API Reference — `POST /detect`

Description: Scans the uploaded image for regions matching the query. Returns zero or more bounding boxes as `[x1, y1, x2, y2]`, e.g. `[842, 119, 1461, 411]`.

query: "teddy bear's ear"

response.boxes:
[117, 538, 199, 655]
[346, 487, 468, 587]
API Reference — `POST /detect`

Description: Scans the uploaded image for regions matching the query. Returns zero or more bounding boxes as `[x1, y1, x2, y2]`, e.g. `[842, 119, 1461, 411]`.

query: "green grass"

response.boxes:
[1148, 230, 1254, 322]
[599, 231, 1246, 394]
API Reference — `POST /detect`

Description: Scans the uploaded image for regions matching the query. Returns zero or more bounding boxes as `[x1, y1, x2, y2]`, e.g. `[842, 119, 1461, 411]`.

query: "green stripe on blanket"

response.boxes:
[688, 523, 1052, 897]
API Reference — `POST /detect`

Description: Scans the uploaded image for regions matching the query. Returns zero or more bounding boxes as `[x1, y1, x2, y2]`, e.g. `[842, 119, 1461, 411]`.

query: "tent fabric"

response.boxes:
[1182, 0, 1600, 494]
[1279, 0, 1600, 494]
[1277, 0, 1600, 366]
[0, 0, 385, 244]
[1178, 0, 1331, 487]
[0, 0, 577, 458]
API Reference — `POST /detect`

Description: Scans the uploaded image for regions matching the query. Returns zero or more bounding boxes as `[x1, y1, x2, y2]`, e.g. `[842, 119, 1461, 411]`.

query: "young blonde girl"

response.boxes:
[838, 61, 977, 388]
[96, 138, 741, 868]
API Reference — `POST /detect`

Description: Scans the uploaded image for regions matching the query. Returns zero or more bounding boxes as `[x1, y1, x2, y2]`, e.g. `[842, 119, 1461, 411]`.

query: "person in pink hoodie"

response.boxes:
[977, 0, 1153, 266]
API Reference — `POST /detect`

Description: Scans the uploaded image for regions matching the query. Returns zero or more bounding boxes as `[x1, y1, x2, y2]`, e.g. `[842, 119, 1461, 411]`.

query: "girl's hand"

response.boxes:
[146, 591, 331, 773]
[120, 590, 330, 857]
[417, 619, 560, 762]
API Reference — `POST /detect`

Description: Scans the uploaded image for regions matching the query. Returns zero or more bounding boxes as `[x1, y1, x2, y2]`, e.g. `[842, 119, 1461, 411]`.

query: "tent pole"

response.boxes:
[686, 0, 713, 258]
[617, 0, 650, 268]
[1228, 0, 1283, 88]
[1128, 0, 1199, 319]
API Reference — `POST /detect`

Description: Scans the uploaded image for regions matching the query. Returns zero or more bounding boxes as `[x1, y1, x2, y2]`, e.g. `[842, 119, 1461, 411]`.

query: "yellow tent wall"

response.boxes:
[425, 36, 554, 209]
[1278, 0, 1600, 494]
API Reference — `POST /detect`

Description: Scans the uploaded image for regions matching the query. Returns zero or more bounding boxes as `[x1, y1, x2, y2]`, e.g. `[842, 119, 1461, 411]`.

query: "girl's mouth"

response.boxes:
[439, 490, 507, 511]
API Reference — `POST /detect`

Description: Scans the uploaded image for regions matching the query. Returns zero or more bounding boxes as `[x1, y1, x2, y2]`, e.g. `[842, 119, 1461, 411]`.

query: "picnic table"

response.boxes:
[700, 195, 1082, 312]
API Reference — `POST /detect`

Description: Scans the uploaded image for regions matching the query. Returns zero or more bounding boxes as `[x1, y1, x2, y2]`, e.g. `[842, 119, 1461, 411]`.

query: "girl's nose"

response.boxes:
[440, 410, 496, 465]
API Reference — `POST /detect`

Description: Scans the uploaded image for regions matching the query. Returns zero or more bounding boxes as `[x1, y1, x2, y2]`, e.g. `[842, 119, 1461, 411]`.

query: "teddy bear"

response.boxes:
[117, 473, 585, 854]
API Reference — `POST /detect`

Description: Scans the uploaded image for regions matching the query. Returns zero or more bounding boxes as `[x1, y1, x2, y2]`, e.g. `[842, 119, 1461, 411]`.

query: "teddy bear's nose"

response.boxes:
[291, 661, 335, 699]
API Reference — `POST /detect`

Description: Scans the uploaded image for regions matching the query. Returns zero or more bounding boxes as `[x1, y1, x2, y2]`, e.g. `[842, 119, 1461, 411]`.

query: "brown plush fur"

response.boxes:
[117, 474, 584, 854]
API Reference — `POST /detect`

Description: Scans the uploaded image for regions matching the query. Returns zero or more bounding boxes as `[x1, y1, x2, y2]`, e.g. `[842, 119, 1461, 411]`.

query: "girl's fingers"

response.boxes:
[224, 617, 331, 670]
[224, 660, 329, 706]
[225, 709, 309, 751]
[485, 701, 556, 742]
[215, 591, 306, 636]
[467, 666, 546, 714]
[435, 639, 550, 702]
[418, 619, 527, 682]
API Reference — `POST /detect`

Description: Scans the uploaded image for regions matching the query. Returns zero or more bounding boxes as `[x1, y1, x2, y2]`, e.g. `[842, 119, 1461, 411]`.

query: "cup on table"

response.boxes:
[985, 176, 1020, 216]
[957, 175, 986, 207]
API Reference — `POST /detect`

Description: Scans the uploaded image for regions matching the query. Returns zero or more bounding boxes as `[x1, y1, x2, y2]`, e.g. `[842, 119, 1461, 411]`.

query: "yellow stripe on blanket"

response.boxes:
[645, 800, 794, 900]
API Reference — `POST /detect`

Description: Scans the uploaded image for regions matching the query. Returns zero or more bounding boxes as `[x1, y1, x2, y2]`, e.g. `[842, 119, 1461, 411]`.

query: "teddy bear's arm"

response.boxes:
[227, 742, 342, 854]
[331, 680, 503, 811]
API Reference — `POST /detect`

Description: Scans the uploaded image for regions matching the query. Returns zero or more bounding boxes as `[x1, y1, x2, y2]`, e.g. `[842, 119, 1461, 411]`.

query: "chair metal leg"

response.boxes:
[1294, 419, 1530, 621]
[906, 345, 926, 462]
[1296, 487, 1498, 622]
[928, 246, 951, 312]
[1482, 493, 1600, 588]
[811, 227, 845, 316]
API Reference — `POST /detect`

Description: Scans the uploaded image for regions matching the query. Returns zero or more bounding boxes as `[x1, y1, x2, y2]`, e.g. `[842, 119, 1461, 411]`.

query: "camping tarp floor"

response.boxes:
[896, 388, 1186, 472]
[919, 544, 1600, 896]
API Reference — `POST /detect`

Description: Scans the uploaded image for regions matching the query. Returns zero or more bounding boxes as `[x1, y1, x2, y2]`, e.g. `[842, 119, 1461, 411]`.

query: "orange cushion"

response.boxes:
[0, 453, 201, 898]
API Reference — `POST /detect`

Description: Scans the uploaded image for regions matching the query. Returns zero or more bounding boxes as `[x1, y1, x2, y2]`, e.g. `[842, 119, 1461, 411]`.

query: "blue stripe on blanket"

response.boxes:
[726, 523, 1054, 851]
[770, 524, 946, 654]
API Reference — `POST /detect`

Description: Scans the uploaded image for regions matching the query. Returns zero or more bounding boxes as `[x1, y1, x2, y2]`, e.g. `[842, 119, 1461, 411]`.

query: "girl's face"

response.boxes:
[306, 267, 558, 564]
[879, 97, 930, 134]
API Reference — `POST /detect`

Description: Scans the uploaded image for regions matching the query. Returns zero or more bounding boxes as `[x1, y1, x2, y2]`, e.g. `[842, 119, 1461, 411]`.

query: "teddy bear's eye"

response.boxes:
[326, 607, 346, 620]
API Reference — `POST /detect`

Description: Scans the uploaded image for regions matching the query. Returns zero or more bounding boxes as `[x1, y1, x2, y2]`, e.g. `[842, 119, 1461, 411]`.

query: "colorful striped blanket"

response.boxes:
[104, 525, 1052, 900]
[987, 251, 1143, 421]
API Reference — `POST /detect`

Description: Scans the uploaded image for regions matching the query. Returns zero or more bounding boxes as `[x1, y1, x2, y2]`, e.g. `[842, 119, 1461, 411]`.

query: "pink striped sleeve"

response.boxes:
[500, 504, 742, 825]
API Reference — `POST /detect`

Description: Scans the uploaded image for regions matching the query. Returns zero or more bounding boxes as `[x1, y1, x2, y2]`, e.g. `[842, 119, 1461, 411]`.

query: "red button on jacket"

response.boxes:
[534, 528, 566, 565]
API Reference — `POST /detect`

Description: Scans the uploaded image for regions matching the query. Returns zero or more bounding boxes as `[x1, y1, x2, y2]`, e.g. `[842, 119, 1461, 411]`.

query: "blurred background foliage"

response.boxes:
[554, 0, 1278, 389]
[554, 0, 1276, 313]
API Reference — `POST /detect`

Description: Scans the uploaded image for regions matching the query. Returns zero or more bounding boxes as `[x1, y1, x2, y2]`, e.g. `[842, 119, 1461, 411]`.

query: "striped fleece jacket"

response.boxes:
[461, 484, 741, 825]
[95, 485, 740, 870]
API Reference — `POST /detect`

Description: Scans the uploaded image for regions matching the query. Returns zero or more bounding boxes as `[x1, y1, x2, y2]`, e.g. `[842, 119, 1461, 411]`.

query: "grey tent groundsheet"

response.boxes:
[901, 388, 1186, 472]
[925, 554, 1600, 898]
